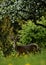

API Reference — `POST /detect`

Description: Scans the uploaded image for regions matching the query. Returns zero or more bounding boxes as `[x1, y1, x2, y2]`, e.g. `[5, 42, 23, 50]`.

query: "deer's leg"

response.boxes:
[26, 51, 29, 54]
[32, 47, 37, 54]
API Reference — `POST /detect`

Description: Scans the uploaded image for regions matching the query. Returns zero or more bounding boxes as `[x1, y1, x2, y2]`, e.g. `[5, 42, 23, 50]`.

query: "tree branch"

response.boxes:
[34, 21, 46, 28]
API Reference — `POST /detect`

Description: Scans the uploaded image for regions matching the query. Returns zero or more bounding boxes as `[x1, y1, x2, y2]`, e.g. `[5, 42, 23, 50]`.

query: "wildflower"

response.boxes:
[25, 63, 31, 65]
[8, 63, 13, 65]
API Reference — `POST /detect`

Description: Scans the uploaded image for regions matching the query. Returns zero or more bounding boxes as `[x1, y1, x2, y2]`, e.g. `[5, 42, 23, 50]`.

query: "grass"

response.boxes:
[0, 49, 46, 65]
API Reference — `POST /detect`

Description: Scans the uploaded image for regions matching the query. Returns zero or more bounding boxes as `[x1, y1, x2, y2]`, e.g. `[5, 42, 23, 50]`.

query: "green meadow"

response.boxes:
[0, 49, 46, 65]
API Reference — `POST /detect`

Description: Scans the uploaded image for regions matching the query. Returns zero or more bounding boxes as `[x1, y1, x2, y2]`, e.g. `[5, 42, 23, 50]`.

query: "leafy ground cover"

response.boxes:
[0, 49, 46, 65]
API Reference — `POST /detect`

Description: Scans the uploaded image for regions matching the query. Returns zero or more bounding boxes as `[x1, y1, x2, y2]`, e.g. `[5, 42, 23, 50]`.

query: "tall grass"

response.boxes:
[0, 49, 46, 65]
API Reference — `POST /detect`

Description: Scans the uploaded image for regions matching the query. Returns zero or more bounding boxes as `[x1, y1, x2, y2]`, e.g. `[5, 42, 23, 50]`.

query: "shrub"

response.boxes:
[18, 17, 46, 47]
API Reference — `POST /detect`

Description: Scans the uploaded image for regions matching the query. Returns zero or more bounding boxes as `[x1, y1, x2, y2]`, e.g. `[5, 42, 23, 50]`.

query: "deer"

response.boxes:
[12, 35, 41, 55]
[14, 43, 41, 55]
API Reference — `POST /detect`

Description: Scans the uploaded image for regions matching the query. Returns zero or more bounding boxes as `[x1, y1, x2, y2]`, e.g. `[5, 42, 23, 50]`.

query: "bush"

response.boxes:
[18, 17, 46, 47]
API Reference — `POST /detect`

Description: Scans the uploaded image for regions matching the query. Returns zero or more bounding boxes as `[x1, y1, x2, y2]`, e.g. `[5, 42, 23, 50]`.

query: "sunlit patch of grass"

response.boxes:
[24, 54, 28, 58]
[8, 63, 13, 65]
[40, 60, 45, 65]
[25, 63, 31, 65]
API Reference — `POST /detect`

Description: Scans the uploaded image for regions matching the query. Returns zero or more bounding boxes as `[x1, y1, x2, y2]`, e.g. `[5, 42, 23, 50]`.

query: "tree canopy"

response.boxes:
[0, 0, 46, 27]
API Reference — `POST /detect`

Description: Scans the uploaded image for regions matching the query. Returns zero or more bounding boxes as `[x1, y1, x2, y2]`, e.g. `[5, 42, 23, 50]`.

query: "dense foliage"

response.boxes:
[0, 0, 46, 21]
[18, 17, 46, 47]
[0, 0, 46, 56]
[0, 16, 14, 56]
